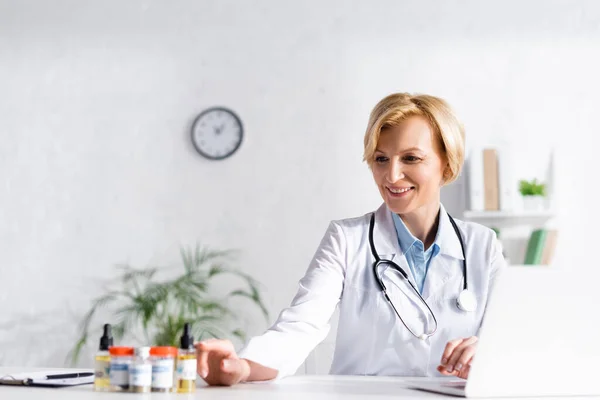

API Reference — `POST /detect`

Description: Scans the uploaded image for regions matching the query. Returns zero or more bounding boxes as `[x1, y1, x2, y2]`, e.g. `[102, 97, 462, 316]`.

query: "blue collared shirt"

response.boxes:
[391, 211, 441, 294]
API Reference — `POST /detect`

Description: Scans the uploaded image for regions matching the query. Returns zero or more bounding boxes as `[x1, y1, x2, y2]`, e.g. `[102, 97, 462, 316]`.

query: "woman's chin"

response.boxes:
[384, 198, 414, 215]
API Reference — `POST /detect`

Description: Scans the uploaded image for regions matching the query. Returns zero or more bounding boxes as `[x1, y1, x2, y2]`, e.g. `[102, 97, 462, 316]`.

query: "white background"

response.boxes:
[1, 0, 599, 370]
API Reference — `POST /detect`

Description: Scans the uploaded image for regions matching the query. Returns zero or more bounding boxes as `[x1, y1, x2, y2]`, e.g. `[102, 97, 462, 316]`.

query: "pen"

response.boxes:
[45, 372, 94, 380]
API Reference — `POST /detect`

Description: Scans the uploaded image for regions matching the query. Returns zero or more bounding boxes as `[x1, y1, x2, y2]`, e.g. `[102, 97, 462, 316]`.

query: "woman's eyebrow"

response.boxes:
[400, 147, 424, 153]
[375, 147, 424, 153]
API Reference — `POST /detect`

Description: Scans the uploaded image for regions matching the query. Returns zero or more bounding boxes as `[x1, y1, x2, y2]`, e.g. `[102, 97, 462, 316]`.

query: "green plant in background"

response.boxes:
[518, 178, 546, 196]
[69, 244, 269, 365]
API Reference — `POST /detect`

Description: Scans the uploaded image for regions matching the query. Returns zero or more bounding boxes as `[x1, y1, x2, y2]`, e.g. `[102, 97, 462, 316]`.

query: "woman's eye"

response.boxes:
[375, 156, 388, 164]
[404, 156, 420, 162]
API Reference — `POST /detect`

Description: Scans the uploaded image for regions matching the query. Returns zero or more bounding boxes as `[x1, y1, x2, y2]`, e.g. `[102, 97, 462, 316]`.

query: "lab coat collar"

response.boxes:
[373, 204, 421, 290]
[421, 204, 465, 302]
[436, 204, 465, 261]
[372, 203, 401, 261]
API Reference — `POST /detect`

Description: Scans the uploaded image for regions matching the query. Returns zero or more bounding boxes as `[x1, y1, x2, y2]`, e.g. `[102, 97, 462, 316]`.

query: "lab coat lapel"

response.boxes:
[373, 204, 418, 289]
[421, 207, 464, 302]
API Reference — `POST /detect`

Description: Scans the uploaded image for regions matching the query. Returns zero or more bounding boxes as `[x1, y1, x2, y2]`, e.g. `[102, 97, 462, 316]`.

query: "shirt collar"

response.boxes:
[390, 203, 463, 260]
[391, 209, 440, 256]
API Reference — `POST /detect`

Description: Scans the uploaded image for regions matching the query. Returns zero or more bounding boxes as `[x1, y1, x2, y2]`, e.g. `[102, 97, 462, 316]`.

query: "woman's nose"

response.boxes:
[386, 161, 404, 183]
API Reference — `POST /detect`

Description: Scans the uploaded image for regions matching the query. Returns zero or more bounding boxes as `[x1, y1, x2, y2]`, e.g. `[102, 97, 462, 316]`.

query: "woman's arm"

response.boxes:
[197, 221, 347, 385]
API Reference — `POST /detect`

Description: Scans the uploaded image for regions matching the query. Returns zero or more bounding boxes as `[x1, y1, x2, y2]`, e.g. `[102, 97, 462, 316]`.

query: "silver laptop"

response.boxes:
[409, 266, 600, 397]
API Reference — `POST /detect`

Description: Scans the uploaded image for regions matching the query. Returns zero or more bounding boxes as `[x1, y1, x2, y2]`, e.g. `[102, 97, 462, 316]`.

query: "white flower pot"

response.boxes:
[521, 195, 546, 211]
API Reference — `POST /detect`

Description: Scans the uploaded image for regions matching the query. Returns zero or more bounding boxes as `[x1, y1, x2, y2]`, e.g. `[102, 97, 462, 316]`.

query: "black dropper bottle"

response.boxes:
[177, 323, 196, 392]
[94, 324, 113, 390]
[180, 322, 194, 350]
[99, 323, 113, 351]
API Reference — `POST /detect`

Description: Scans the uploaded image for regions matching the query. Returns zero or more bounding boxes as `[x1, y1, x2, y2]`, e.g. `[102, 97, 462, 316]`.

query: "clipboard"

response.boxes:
[0, 370, 94, 387]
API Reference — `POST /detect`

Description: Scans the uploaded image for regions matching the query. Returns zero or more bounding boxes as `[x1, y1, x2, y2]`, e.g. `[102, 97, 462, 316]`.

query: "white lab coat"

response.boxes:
[239, 203, 506, 378]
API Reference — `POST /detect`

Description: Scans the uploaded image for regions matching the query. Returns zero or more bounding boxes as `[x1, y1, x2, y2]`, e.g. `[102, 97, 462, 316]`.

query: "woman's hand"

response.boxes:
[195, 339, 251, 386]
[437, 336, 478, 379]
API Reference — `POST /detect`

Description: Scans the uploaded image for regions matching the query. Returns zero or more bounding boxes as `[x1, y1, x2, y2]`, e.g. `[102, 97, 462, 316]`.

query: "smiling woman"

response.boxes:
[194, 92, 505, 386]
[363, 93, 465, 248]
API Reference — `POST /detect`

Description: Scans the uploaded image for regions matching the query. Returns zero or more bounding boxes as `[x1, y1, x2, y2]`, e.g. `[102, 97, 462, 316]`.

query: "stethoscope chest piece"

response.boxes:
[456, 289, 477, 312]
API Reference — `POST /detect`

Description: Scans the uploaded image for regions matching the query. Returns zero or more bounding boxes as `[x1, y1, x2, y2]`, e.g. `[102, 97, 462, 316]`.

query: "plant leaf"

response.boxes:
[228, 289, 269, 320]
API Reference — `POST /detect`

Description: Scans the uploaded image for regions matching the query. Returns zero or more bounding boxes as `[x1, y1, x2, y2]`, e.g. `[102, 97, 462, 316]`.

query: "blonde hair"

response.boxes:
[363, 93, 465, 184]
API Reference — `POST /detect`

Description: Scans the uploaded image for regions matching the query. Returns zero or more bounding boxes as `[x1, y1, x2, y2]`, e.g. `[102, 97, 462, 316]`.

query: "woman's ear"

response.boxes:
[441, 164, 451, 185]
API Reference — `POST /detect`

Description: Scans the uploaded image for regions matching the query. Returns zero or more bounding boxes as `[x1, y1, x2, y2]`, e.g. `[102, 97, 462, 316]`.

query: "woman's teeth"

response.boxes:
[388, 187, 412, 194]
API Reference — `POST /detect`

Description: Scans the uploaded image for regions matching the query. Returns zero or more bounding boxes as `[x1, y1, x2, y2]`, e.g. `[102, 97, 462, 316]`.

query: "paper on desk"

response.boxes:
[0, 370, 94, 386]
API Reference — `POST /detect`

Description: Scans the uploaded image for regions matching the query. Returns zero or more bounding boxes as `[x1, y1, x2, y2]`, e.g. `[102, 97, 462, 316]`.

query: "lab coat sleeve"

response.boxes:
[476, 235, 507, 337]
[237, 221, 346, 379]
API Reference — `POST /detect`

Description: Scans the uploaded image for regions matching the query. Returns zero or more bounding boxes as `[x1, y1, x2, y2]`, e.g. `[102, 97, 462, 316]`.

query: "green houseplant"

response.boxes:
[518, 178, 546, 197]
[69, 244, 269, 365]
[518, 178, 547, 211]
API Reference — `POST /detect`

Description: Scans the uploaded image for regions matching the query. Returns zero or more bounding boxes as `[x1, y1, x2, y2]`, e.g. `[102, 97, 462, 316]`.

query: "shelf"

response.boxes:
[463, 210, 556, 219]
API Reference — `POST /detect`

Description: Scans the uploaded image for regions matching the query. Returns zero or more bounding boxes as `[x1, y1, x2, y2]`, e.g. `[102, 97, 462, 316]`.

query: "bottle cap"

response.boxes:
[99, 324, 113, 351]
[109, 346, 134, 356]
[180, 322, 194, 350]
[134, 346, 151, 358]
[150, 346, 178, 357]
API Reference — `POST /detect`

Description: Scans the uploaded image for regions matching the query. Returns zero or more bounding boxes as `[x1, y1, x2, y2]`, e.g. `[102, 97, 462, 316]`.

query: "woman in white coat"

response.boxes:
[196, 92, 506, 385]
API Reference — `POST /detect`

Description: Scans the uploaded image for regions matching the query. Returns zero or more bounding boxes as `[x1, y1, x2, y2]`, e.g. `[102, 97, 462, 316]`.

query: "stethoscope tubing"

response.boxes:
[369, 211, 469, 339]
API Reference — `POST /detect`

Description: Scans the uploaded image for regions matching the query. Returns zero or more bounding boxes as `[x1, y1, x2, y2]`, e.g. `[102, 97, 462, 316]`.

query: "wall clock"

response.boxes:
[191, 107, 243, 160]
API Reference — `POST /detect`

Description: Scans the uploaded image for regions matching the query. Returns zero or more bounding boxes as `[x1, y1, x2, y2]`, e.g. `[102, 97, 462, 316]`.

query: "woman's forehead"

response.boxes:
[378, 117, 436, 151]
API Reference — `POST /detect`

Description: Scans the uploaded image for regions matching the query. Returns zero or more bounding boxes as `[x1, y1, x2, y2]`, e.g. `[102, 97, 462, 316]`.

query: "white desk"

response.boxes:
[0, 368, 587, 399]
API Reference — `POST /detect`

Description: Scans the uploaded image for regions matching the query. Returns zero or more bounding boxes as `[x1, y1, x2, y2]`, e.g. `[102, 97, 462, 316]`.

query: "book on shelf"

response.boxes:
[524, 228, 558, 265]
[497, 147, 518, 211]
[483, 148, 499, 211]
[467, 148, 485, 212]
[467, 146, 524, 214]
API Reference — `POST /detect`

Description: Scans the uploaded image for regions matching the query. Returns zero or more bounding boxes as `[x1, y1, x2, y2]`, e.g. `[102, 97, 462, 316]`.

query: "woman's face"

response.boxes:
[371, 116, 446, 215]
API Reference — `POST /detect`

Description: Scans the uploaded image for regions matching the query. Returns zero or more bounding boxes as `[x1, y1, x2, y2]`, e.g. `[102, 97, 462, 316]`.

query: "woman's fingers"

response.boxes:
[437, 365, 454, 375]
[441, 338, 465, 365]
[437, 362, 471, 379]
[195, 339, 237, 381]
[196, 342, 211, 378]
[446, 336, 477, 372]
[219, 358, 249, 386]
[457, 363, 471, 380]
[453, 342, 477, 374]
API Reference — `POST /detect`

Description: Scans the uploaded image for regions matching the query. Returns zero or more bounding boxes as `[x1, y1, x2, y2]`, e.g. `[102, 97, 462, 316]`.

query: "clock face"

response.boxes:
[191, 107, 244, 160]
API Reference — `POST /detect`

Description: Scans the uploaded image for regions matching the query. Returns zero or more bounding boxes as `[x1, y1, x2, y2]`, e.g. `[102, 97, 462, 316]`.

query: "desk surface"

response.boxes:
[0, 367, 588, 400]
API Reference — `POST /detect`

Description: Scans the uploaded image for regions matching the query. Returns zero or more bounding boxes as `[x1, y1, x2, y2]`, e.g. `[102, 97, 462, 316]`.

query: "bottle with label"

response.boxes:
[94, 324, 113, 391]
[176, 322, 197, 393]
[109, 346, 134, 391]
[129, 347, 152, 393]
[150, 346, 177, 392]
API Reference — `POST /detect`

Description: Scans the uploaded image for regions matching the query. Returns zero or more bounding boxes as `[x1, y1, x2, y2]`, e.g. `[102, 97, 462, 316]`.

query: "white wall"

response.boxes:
[1, 0, 600, 369]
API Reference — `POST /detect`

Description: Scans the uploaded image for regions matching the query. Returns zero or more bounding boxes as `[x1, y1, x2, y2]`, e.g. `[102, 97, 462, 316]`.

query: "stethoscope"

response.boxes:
[369, 212, 477, 341]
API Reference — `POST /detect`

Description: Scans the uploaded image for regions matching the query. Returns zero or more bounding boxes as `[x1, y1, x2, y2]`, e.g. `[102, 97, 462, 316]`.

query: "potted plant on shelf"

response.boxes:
[518, 178, 547, 211]
[69, 244, 269, 365]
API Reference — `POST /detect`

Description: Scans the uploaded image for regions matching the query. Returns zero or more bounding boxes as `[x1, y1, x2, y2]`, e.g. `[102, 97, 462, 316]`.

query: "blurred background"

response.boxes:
[1, 0, 599, 373]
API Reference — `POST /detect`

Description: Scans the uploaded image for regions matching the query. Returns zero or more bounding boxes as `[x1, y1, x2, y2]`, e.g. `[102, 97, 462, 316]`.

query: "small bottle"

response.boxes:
[176, 323, 197, 393]
[94, 324, 113, 391]
[150, 346, 177, 392]
[129, 347, 152, 393]
[109, 346, 134, 391]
